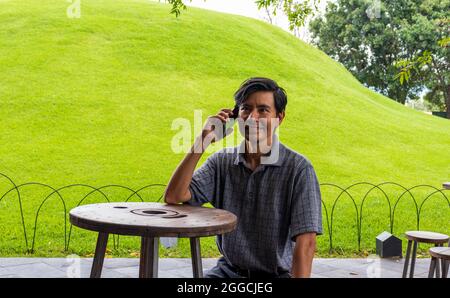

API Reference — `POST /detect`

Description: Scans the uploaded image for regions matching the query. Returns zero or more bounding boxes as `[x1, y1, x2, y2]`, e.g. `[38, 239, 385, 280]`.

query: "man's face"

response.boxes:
[237, 91, 284, 150]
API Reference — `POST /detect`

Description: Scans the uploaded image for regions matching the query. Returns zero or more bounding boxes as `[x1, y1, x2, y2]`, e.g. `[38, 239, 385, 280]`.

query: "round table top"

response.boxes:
[443, 182, 450, 190]
[405, 231, 449, 244]
[69, 202, 238, 238]
[429, 247, 450, 260]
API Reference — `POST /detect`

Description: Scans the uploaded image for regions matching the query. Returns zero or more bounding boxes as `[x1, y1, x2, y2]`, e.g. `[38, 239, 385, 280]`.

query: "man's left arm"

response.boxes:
[289, 162, 323, 278]
[291, 232, 317, 278]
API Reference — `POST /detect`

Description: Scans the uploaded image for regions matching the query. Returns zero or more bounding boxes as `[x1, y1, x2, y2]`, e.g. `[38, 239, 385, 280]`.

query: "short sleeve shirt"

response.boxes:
[187, 136, 322, 274]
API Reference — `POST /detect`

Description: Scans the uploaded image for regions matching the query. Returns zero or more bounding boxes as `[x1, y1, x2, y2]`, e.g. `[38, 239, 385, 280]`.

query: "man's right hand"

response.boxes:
[200, 108, 236, 148]
[164, 108, 236, 204]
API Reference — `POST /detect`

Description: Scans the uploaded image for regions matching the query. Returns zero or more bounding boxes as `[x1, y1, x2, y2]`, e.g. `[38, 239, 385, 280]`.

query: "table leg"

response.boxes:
[190, 237, 203, 278]
[139, 237, 159, 278]
[90, 232, 109, 278]
[409, 241, 418, 278]
[402, 240, 412, 278]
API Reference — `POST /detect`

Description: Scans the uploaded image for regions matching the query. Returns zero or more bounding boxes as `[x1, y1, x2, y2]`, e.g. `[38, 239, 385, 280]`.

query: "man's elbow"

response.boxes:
[308, 238, 317, 252]
[164, 191, 179, 205]
[308, 235, 317, 248]
[296, 233, 317, 251]
[163, 190, 191, 205]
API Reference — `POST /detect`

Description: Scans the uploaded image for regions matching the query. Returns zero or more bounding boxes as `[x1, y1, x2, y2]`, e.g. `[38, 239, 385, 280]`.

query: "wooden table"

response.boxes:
[69, 202, 237, 278]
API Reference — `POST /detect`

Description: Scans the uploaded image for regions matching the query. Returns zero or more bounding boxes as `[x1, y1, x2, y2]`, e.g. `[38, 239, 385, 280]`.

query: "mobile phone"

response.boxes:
[230, 105, 239, 120]
[223, 105, 239, 135]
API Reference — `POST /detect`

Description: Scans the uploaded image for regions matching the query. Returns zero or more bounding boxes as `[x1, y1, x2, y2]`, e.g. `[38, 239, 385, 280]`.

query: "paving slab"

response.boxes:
[0, 257, 436, 278]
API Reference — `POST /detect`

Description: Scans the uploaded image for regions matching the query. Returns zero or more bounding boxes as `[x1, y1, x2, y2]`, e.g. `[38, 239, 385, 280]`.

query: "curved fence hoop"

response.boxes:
[417, 188, 450, 227]
[330, 182, 381, 251]
[77, 184, 143, 207]
[319, 199, 331, 252]
[124, 184, 167, 203]
[358, 182, 392, 245]
[392, 184, 447, 232]
[3, 182, 67, 253]
[66, 185, 118, 251]
[377, 182, 419, 233]
[0, 173, 28, 249]
[42, 184, 110, 251]
[320, 183, 360, 251]
[31, 184, 68, 253]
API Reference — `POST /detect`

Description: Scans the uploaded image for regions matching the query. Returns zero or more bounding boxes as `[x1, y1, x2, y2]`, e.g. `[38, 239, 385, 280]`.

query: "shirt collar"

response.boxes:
[233, 134, 284, 167]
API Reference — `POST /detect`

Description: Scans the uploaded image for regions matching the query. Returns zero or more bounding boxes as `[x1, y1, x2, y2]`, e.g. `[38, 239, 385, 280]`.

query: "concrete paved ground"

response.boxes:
[0, 257, 434, 278]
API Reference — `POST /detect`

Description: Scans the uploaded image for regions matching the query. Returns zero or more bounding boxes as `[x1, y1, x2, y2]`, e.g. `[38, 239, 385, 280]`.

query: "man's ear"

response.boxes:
[277, 111, 285, 125]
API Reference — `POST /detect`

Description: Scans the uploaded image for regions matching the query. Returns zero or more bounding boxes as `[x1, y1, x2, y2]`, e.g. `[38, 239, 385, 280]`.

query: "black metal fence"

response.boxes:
[0, 173, 448, 254]
[320, 182, 449, 252]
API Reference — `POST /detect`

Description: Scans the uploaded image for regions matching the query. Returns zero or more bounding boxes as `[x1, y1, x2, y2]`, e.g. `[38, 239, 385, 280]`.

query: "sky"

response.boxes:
[154, 0, 333, 41]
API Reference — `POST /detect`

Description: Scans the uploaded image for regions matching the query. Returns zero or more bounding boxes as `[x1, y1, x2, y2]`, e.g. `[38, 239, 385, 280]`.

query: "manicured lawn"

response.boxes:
[0, 0, 448, 258]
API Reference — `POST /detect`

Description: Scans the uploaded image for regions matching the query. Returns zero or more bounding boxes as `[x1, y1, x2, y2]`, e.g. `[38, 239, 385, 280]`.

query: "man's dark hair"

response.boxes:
[234, 77, 288, 114]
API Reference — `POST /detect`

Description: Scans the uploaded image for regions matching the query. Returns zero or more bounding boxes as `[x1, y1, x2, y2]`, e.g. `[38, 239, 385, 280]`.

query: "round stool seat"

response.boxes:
[429, 247, 450, 261]
[405, 231, 449, 244]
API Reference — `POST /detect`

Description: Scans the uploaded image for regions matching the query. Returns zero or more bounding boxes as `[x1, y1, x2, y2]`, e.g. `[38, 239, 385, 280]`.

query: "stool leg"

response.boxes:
[435, 244, 441, 277]
[139, 237, 159, 278]
[428, 257, 437, 278]
[409, 241, 418, 278]
[442, 260, 448, 278]
[190, 237, 203, 278]
[443, 260, 449, 278]
[90, 232, 109, 278]
[402, 240, 412, 278]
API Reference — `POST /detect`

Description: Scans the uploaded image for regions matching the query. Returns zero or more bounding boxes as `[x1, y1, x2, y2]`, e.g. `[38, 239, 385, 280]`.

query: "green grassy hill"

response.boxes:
[0, 0, 448, 257]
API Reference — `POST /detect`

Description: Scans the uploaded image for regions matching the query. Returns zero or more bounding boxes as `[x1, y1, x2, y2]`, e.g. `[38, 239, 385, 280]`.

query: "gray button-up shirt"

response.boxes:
[187, 135, 322, 274]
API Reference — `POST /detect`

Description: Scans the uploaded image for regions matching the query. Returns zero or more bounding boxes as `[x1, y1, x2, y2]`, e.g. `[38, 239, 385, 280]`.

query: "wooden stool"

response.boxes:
[402, 231, 449, 278]
[70, 202, 237, 278]
[428, 247, 450, 278]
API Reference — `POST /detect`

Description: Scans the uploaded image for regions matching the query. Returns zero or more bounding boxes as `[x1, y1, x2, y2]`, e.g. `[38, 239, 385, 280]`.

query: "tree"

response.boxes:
[395, 36, 449, 118]
[255, 0, 320, 32]
[309, 0, 449, 105]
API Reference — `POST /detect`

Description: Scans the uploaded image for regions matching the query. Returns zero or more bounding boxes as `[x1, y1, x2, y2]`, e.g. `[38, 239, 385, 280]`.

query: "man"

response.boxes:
[164, 77, 322, 278]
